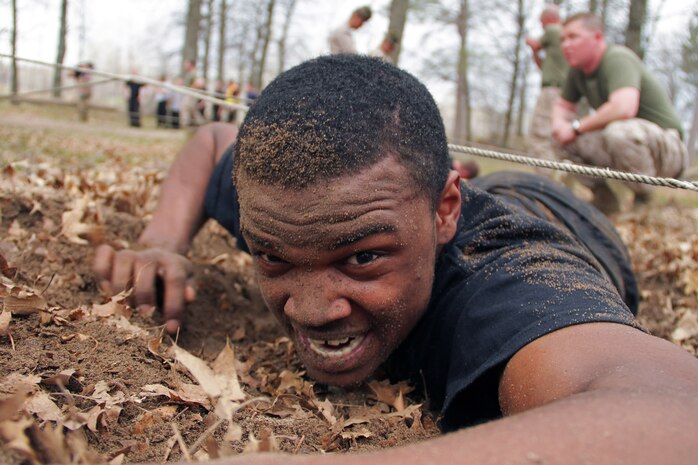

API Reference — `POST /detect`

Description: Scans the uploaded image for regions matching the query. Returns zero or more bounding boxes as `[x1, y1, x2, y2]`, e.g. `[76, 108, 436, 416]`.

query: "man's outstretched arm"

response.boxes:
[177, 323, 698, 465]
[93, 123, 238, 334]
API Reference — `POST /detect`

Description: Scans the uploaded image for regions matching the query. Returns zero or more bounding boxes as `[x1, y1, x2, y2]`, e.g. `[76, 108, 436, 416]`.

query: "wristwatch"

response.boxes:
[571, 119, 582, 135]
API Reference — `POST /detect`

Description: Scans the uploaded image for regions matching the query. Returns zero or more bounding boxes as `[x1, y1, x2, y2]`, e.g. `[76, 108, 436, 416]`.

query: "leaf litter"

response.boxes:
[1, 115, 696, 462]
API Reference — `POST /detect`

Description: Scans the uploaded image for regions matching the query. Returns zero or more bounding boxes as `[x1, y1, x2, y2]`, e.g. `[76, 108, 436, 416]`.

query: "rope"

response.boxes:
[449, 143, 698, 192]
[0, 77, 117, 99]
[0, 54, 250, 112]
[2, 54, 694, 192]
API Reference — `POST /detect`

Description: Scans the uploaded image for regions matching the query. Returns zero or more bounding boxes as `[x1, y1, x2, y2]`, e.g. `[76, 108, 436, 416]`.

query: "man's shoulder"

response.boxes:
[603, 44, 642, 65]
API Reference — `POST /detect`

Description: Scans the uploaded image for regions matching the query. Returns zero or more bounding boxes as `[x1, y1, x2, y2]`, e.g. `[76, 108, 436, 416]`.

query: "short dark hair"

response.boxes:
[353, 6, 372, 21]
[564, 12, 605, 33]
[233, 55, 451, 207]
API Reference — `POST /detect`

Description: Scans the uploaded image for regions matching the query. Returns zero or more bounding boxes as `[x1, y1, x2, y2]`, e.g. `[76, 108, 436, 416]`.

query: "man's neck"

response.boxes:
[583, 41, 607, 75]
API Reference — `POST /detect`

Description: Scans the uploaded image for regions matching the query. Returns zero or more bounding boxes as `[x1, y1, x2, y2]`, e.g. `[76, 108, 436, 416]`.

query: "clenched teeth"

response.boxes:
[307, 335, 364, 357]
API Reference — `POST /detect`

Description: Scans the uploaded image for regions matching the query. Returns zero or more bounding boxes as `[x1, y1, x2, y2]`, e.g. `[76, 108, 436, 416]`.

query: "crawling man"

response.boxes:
[95, 55, 698, 464]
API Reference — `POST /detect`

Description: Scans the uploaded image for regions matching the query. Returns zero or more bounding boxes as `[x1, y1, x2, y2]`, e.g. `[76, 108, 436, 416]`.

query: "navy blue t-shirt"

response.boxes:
[204, 147, 638, 431]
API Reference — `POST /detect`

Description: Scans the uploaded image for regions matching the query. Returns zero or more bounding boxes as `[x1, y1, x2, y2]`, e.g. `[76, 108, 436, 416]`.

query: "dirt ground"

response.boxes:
[1, 106, 697, 464]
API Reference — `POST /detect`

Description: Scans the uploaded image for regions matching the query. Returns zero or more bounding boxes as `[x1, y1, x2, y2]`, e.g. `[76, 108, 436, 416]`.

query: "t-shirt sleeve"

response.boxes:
[603, 52, 641, 93]
[202, 145, 249, 253]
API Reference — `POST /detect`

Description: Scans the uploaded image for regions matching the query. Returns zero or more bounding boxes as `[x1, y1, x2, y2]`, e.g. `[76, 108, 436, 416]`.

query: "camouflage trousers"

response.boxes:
[528, 87, 561, 163]
[558, 118, 689, 194]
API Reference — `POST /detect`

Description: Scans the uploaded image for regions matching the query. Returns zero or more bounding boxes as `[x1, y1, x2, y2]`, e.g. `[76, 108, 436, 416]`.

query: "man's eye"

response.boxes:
[346, 252, 381, 266]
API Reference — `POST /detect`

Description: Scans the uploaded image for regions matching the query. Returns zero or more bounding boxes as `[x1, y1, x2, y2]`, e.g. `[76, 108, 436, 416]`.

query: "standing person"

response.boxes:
[328, 5, 372, 54]
[168, 77, 184, 129]
[155, 74, 169, 128]
[211, 79, 225, 122]
[552, 12, 688, 213]
[94, 55, 698, 464]
[525, 4, 569, 168]
[180, 59, 205, 128]
[71, 61, 94, 122]
[125, 71, 145, 128]
[224, 79, 241, 124]
[369, 33, 398, 63]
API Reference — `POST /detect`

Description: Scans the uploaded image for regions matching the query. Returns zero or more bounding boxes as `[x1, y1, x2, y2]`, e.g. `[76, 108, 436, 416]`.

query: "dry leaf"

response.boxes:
[0, 417, 36, 461]
[0, 310, 11, 336]
[339, 427, 373, 441]
[313, 398, 338, 426]
[25, 391, 63, 423]
[672, 310, 698, 342]
[60, 198, 104, 245]
[0, 386, 31, 422]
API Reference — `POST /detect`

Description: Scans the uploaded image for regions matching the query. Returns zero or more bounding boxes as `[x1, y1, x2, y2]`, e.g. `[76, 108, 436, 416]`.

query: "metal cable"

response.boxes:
[0, 54, 250, 111]
[449, 143, 698, 192]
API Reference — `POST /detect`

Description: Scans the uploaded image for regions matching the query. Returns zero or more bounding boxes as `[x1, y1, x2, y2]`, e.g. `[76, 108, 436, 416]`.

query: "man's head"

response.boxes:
[349, 5, 372, 29]
[540, 4, 561, 26]
[561, 12, 607, 73]
[380, 33, 399, 56]
[234, 54, 450, 207]
[233, 55, 460, 386]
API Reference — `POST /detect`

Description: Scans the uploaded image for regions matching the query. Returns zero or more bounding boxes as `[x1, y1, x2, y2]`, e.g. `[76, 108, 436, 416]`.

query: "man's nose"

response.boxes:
[283, 270, 351, 327]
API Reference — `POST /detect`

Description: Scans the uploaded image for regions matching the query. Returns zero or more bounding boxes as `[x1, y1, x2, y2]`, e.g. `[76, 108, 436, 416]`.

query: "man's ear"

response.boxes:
[434, 170, 462, 246]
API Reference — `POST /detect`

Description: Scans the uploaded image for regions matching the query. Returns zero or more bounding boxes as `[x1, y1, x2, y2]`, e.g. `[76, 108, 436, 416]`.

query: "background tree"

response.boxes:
[625, 0, 648, 59]
[182, 0, 202, 73]
[500, 0, 526, 146]
[10, 0, 18, 99]
[387, 0, 409, 65]
[216, 0, 227, 83]
[202, 0, 214, 81]
[454, 0, 471, 143]
[682, 9, 698, 160]
[276, 0, 298, 74]
[52, 0, 68, 98]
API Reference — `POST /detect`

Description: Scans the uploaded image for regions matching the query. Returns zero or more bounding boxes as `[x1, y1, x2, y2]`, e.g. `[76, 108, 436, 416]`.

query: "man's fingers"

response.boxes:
[133, 257, 158, 310]
[93, 245, 115, 291]
[110, 250, 137, 294]
[159, 258, 192, 335]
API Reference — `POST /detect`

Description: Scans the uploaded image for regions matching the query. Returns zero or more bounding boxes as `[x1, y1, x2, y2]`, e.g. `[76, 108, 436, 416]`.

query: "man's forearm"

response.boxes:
[139, 123, 237, 254]
[198, 387, 698, 465]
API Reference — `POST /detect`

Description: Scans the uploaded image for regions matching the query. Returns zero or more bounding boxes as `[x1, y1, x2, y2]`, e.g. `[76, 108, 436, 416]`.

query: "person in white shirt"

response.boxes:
[328, 6, 372, 54]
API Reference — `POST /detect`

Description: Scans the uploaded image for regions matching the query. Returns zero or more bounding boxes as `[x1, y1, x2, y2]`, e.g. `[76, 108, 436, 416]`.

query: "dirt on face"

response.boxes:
[1, 109, 697, 464]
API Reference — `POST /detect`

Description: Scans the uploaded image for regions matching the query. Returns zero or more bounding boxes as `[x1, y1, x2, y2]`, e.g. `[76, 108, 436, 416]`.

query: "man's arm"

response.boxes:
[572, 87, 640, 135]
[188, 323, 698, 465]
[525, 36, 543, 69]
[551, 96, 578, 144]
[93, 122, 238, 334]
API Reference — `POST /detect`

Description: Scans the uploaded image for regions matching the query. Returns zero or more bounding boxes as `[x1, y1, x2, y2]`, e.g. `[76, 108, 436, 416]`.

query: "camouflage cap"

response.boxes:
[353, 5, 372, 21]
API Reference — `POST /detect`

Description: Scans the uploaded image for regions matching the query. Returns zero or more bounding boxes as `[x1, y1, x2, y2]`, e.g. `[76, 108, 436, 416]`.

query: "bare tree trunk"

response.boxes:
[589, 0, 599, 14]
[11, 0, 18, 100]
[688, 90, 698, 162]
[217, 0, 227, 82]
[387, 0, 409, 65]
[277, 0, 298, 75]
[52, 0, 69, 98]
[454, 0, 471, 143]
[501, 0, 525, 147]
[183, 0, 203, 73]
[625, 0, 648, 59]
[202, 0, 214, 81]
[516, 58, 530, 137]
[255, 0, 276, 89]
[248, 4, 265, 87]
[600, 0, 610, 29]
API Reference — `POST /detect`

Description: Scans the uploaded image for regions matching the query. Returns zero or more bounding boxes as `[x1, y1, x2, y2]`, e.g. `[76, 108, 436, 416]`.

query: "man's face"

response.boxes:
[561, 19, 602, 70]
[349, 13, 366, 29]
[237, 156, 457, 386]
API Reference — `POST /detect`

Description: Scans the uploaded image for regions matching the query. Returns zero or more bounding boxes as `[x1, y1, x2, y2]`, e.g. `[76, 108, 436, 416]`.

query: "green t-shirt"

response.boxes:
[562, 44, 684, 138]
[540, 24, 568, 88]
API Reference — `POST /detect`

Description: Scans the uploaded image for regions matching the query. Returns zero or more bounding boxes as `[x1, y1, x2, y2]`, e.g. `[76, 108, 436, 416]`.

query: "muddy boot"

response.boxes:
[591, 183, 620, 215]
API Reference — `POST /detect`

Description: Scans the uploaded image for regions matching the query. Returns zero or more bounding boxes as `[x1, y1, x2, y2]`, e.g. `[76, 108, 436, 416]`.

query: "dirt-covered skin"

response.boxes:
[1, 108, 696, 463]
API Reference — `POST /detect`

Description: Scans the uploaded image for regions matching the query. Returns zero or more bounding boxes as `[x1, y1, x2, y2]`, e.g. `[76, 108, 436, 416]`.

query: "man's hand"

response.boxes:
[93, 244, 196, 335]
[552, 120, 577, 145]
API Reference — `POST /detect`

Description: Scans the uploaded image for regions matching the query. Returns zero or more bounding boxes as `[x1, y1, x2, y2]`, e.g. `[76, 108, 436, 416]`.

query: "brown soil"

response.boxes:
[0, 107, 697, 464]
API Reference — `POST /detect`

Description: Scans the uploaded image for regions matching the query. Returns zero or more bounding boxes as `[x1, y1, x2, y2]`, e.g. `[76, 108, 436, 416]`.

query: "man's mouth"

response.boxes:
[306, 335, 364, 358]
